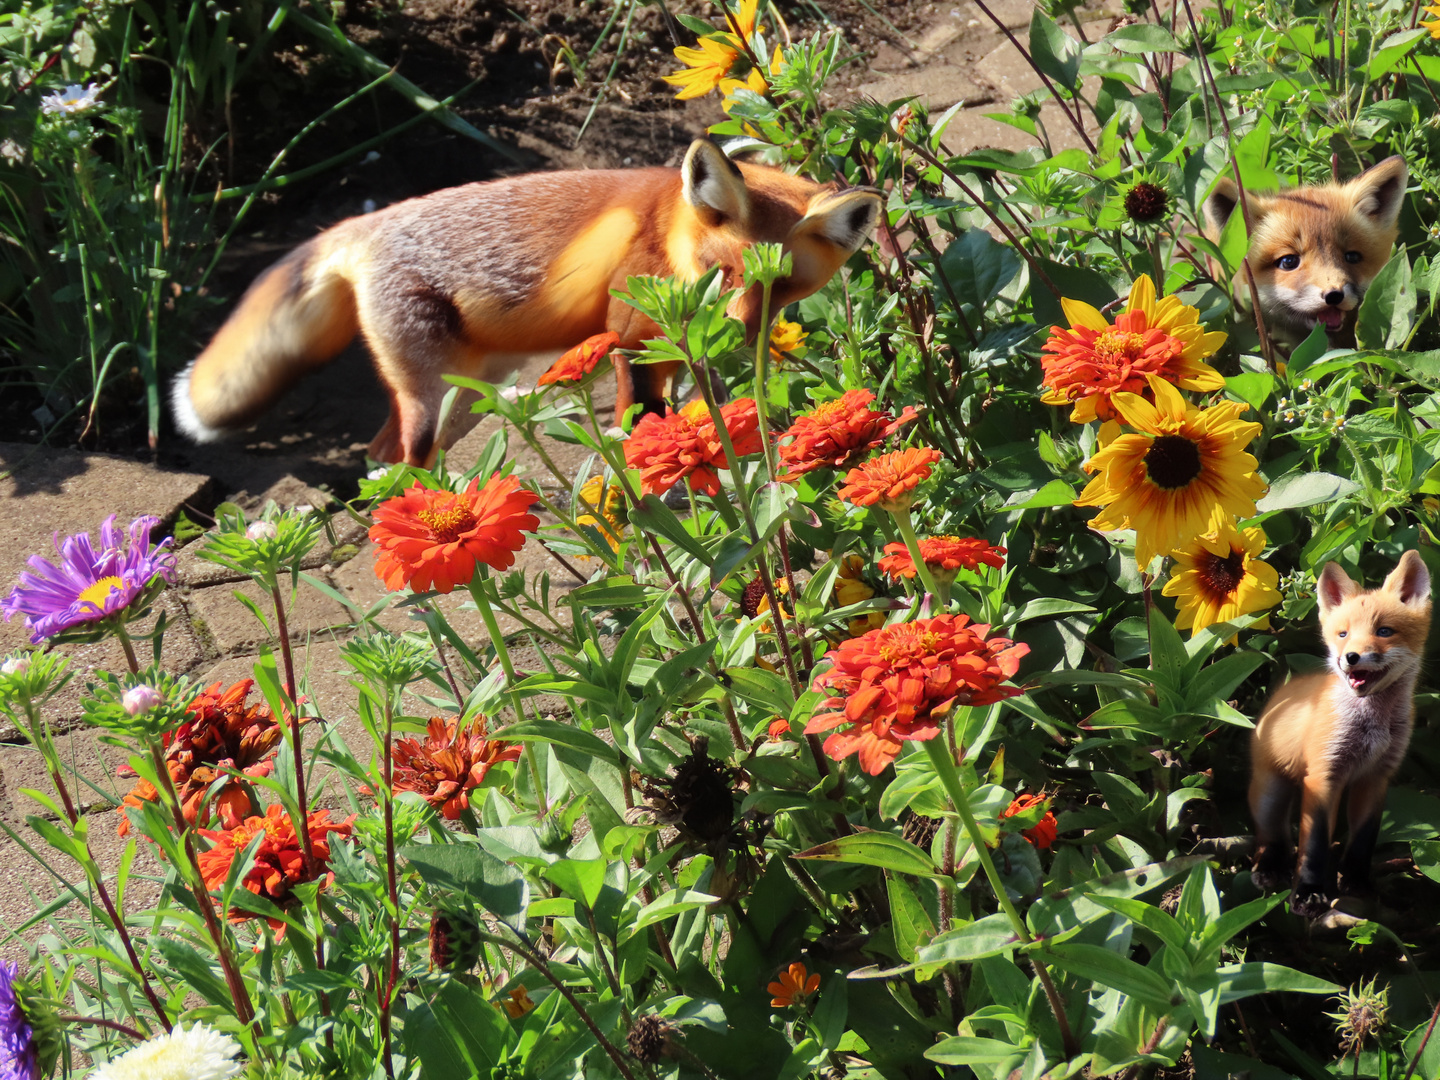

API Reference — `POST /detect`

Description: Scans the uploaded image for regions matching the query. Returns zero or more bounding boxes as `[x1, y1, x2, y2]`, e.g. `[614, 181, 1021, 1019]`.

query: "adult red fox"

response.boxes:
[1203, 156, 1408, 346]
[1249, 550, 1431, 916]
[173, 138, 882, 465]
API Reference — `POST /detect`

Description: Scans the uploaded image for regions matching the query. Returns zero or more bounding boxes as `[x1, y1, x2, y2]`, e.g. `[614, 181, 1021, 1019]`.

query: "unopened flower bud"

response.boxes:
[122, 685, 163, 715]
[1, 656, 30, 676]
[246, 521, 278, 541]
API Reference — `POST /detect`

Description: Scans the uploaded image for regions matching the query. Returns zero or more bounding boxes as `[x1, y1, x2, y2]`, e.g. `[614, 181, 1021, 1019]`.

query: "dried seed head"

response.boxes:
[1326, 977, 1389, 1057]
[627, 1013, 677, 1064]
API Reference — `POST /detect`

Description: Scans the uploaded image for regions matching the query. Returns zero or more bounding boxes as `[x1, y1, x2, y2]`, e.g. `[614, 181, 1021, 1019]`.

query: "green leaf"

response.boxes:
[724, 666, 796, 718]
[494, 718, 615, 760]
[1216, 961, 1338, 1001]
[1042, 942, 1174, 1008]
[400, 842, 529, 923]
[1193, 893, 1290, 960]
[887, 875, 938, 963]
[1028, 856, 1205, 938]
[1007, 478, 1078, 509]
[1104, 23, 1184, 52]
[1411, 839, 1440, 883]
[569, 576, 655, 609]
[1356, 250, 1416, 351]
[543, 858, 607, 909]
[1029, 9, 1081, 90]
[938, 229, 1022, 309]
[1086, 895, 1189, 956]
[153, 938, 232, 1006]
[1224, 372, 1274, 411]
[1031, 259, 1117, 331]
[916, 912, 1025, 965]
[628, 495, 712, 564]
[793, 831, 941, 878]
[627, 889, 720, 938]
[927, 1035, 1030, 1065]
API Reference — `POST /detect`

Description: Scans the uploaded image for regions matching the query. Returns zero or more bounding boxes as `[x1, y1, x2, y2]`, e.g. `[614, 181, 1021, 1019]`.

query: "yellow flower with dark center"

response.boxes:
[1423, 4, 1440, 37]
[573, 476, 626, 560]
[1161, 519, 1280, 639]
[664, 37, 741, 99]
[1075, 375, 1266, 568]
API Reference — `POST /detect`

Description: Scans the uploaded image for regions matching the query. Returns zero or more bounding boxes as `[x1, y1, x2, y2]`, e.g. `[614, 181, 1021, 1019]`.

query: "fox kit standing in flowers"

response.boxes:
[172, 138, 881, 465]
[1203, 155, 1408, 346]
[1249, 550, 1431, 916]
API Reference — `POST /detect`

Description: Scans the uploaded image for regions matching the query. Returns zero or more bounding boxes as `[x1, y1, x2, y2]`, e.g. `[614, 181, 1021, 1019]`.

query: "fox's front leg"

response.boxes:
[1337, 774, 1389, 896]
[1249, 762, 1295, 892]
[1292, 775, 1342, 917]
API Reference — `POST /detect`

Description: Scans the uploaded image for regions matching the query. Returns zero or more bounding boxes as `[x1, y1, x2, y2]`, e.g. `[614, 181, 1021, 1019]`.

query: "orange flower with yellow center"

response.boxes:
[1041, 275, 1227, 424]
[538, 331, 620, 387]
[805, 614, 1028, 775]
[778, 389, 918, 480]
[370, 474, 540, 593]
[877, 536, 1006, 584]
[1161, 518, 1280, 639]
[1000, 793, 1059, 850]
[623, 397, 763, 497]
[837, 447, 943, 513]
[768, 961, 820, 1008]
[1075, 376, 1265, 568]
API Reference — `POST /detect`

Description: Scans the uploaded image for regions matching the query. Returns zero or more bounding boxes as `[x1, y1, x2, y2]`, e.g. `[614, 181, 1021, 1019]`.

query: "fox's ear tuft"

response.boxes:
[795, 188, 883, 253]
[1203, 176, 1241, 237]
[681, 138, 749, 222]
[1350, 155, 1408, 228]
[1383, 549, 1431, 607]
[1318, 562, 1360, 614]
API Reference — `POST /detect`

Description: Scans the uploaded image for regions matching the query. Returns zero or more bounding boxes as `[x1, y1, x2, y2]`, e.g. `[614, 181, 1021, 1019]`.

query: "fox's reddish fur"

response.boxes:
[174, 139, 881, 465]
[1249, 551, 1431, 916]
[1204, 156, 1408, 347]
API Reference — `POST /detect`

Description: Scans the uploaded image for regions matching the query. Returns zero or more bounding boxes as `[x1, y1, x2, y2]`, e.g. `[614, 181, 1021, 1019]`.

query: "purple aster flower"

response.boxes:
[2, 515, 176, 644]
[0, 959, 37, 1080]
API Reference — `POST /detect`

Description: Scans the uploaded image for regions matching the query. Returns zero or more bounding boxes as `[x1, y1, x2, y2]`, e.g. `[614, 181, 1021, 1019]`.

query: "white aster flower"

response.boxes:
[89, 1022, 243, 1080]
[41, 83, 100, 115]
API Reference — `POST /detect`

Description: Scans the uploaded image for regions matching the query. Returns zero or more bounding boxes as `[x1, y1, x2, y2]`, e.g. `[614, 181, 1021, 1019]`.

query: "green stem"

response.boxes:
[890, 505, 943, 602]
[469, 574, 548, 816]
[113, 622, 140, 675]
[919, 736, 1078, 1059]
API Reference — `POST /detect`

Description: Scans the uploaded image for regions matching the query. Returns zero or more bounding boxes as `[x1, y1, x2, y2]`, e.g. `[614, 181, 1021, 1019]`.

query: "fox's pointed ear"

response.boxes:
[1318, 562, 1360, 614]
[1349, 155, 1408, 228]
[793, 188, 883, 254]
[1203, 176, 1241, 237]
[1383, 549, 1431, 608]
[681, 138, 749, 223]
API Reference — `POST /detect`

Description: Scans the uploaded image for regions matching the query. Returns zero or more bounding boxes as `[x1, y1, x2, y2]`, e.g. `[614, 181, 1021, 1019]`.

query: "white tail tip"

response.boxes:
[170, 362, 225, 444]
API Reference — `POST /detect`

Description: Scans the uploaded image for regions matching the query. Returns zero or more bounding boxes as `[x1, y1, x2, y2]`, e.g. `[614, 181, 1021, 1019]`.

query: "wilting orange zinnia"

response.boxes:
[538, 331, 620, 387]
[197, 804, 354, 929]
[392, 716, 522, 819]
[370, 474, 540, 593]
[1001, 793, 1058, 850]
[777, 389, 918, 480]
[1041, 274, 1226, 424]
[806, 614, 1029, 775]
[116, 679, 297, 837]
[877, 536, 1006, 583]
[768, 961, 820, 1008]
[623, 398, 763, 496]
[837, 447, 943, 513]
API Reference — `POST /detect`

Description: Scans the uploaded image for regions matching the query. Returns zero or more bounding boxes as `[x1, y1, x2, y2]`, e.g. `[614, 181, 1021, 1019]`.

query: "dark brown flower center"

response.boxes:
[1198, 546, 1246, 599]
[1144, 434, 1203, 490]
[1124, 181, 1169, 222]
[417, 504, 477, 543]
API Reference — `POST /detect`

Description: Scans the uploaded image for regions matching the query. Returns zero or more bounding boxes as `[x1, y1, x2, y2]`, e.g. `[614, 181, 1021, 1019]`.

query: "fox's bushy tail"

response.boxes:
[172, 238, 359, 442]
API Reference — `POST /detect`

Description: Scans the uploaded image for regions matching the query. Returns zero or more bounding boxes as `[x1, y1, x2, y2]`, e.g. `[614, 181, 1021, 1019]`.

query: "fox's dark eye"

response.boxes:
[1376, 626, 1394, 637]
[1345, 251, 1363, 264]
[1338, 630, 1348, 638]
[1277, 254, 1300, 271]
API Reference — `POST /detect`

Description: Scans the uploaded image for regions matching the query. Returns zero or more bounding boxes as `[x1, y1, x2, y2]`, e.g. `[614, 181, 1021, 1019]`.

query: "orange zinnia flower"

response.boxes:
[877, 536, 1006, 584]
[503, 985, 537, 1018]
[767, 717, 792, 741]
[623, 398, 763, 496]
[390, 716, 521, 819]
[1041, 274, 1226, 424]
[1001, 793, 1058, 850]
[538, 332, 620, 387]
[116, 679, 299, 837]
[837, 447, 943, 513]
[768, 961, 820, 1008]
[370, 473, 540, 593]
[197, 804, 354, 931]
[805, 614, 1029, 775]
[777, 389, 918, 480]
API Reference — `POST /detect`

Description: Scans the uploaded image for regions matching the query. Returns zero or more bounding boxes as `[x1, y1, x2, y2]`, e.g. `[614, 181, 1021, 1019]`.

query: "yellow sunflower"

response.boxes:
[1162, 518, 1281, 639]
[573, 475, 626, 560]
[1041, 275, 1228, 425]
[1423, 4, 1440, 37]
[664, 37, 741, 99]
[1075, 375, 1266, 568]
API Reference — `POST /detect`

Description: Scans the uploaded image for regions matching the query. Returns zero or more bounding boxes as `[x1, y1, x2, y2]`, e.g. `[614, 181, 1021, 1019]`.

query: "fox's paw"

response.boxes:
[1250, 864, 1291, 893]
[1289, 889, 1334, 919]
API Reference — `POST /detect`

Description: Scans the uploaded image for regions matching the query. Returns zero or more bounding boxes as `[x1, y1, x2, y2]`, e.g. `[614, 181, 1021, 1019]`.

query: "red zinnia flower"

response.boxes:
[197, 804, 354, 931]
[837, 447, 943, 513]
[623, 398, 763, 496]
[777, 389, 917, 480]
[1001, 793, 1058, 850]
[116, 679, 300, 837]
[877, 536, 1007, 584]
[538, 331, 621, 387]
[390, 716, 521, 819]
[370, 474, 540, 593]
[805, 614, 1029, 775]
[768, 961, 820, 1008]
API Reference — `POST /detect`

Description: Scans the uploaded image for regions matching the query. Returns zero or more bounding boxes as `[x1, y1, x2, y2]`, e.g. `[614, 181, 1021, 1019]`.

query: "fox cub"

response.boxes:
[1249, 551, 1431, 916]
[1203, 155, 1408, 347]
[173, 138, 882, 465]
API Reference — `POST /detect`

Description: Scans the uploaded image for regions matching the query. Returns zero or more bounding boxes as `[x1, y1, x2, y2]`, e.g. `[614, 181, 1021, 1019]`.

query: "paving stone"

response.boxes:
[939, 100, 1095, 155]
[0, 723, 131, 827]
[184, 576, 352, 655]
[0, 443, 213, 654]
[856, 67, 995, 111]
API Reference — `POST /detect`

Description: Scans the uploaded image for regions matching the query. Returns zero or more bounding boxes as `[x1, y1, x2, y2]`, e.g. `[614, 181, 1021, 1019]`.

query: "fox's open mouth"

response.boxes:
[1317, 308, 1346, 332]
[1345, 667, 1386, 694]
